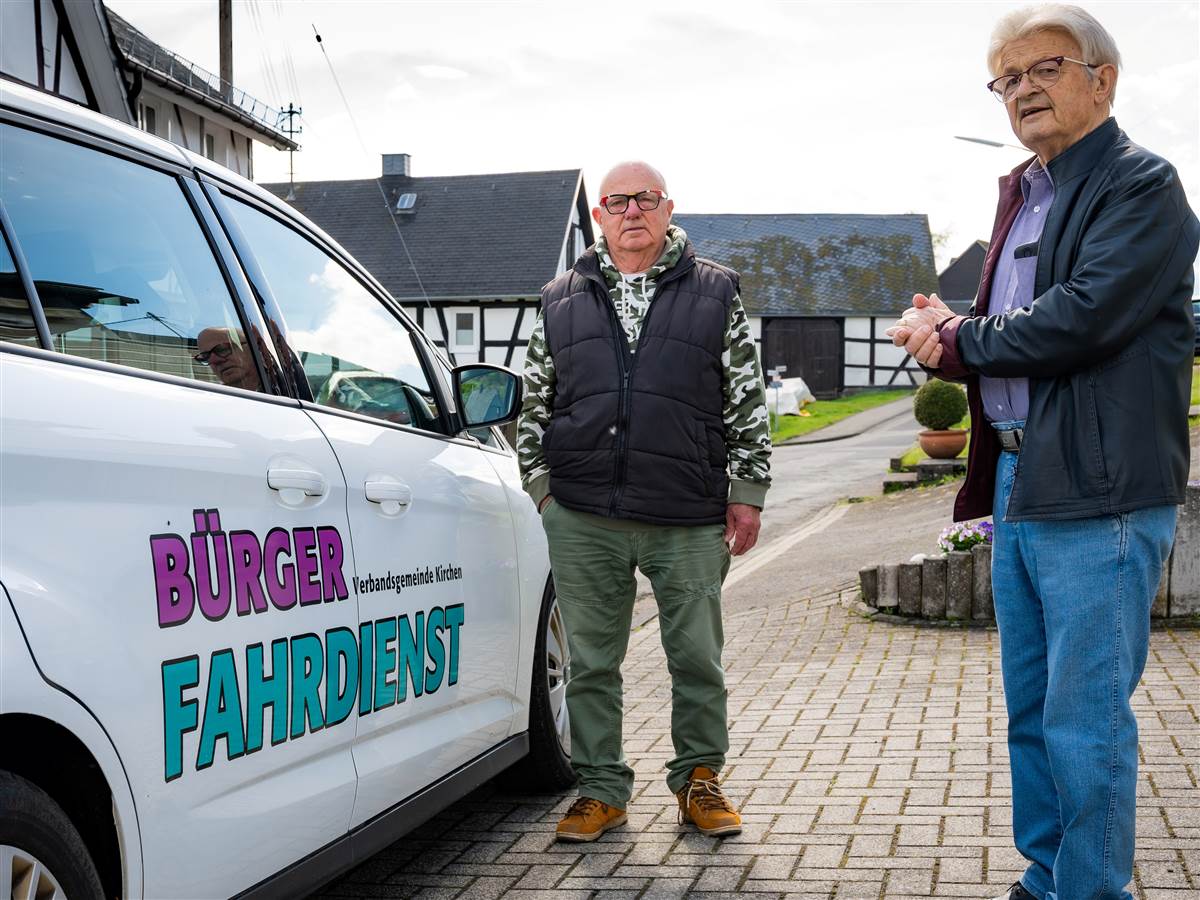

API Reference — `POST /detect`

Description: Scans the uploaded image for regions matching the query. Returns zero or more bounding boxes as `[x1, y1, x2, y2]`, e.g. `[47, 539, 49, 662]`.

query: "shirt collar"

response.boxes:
[1020, 157, 1054, 201]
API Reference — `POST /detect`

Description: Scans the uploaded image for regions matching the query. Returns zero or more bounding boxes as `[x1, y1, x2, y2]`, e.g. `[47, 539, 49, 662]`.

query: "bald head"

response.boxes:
[196, 326, 260, 392]
[593, 160, 675, 273]
[599, 160, 668, 197]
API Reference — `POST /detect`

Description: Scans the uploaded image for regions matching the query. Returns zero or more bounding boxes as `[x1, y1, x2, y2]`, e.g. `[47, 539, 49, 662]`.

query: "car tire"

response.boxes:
[0, 771, 104, 900]
[502, 580, 576, 792]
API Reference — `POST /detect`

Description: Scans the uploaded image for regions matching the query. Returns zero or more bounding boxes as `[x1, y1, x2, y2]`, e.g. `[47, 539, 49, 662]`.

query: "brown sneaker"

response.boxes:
[676, 766, 742, 837]
[555, 796, 627, 842]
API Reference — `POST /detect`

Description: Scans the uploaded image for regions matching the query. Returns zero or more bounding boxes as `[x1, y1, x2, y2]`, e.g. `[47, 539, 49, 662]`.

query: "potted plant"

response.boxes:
[913, 379, 969, 458]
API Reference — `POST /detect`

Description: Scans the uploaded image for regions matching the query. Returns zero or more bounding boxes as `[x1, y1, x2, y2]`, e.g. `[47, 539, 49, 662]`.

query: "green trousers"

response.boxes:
[541, 499, 731, 809]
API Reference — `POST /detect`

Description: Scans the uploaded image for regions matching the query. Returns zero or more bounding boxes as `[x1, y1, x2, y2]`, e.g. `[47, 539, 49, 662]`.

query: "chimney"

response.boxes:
[382, 153, 411, 177]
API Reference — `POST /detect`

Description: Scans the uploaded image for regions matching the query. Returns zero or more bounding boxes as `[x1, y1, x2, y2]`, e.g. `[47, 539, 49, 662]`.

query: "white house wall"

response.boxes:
[405, 299, 541, 374]
[844, 316, 926, 388]
[556, 199, 585, 276]
[1, 0, 89, 106]
[749, 314, 925, 391]
[136, 86, 257, 178]
[748, 316, 762, 342]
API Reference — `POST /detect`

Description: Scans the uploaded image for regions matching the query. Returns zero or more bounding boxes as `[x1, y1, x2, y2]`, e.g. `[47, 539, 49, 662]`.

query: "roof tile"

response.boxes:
[675, 213, 939, 316]
[262, 170, 584, 300]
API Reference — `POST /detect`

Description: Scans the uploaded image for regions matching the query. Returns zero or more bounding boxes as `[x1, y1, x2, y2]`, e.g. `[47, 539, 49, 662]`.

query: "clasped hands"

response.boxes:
[885, 293, 956, 368]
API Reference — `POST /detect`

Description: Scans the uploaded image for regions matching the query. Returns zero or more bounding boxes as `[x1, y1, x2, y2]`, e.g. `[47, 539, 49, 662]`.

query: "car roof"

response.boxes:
[0, 77, 394, 305]
[1, 77, 189, 166]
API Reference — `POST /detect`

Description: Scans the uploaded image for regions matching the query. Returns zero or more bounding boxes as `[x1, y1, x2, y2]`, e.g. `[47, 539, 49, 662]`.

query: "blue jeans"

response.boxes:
[991, 444, 1176, 900]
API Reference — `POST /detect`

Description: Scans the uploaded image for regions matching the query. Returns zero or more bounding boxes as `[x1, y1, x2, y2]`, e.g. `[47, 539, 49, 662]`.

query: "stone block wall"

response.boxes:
[859, 483, 1200, 623]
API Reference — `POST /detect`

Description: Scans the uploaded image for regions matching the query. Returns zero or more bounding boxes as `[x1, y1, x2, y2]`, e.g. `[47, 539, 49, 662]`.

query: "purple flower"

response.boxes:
[935, 519, 995, 554]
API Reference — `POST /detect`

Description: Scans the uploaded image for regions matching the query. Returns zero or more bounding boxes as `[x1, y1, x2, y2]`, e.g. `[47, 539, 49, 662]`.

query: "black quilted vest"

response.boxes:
[540, 242, 736, 526]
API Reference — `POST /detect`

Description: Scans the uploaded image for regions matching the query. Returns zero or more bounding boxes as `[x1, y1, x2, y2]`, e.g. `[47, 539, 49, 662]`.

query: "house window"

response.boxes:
[448, 308, 478, 353]
[204, 133, 216, 160]
[138, 103, 157, 136]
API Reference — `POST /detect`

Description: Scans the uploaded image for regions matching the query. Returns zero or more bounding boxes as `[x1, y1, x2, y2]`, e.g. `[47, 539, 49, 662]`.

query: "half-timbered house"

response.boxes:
[675, 213, 940, 397]
[1, 1, 296, 177]
[264, 155, 591, 371]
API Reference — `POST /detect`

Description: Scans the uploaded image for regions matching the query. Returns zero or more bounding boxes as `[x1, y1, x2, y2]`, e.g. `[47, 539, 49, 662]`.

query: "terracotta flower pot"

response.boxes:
[918, 429, 968, 459]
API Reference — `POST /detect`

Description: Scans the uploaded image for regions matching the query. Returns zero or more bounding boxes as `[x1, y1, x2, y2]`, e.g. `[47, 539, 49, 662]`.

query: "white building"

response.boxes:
[1, 1, 296, 177]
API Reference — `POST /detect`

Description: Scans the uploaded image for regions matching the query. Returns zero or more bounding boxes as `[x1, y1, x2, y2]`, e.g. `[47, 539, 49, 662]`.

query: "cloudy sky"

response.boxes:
[107, 0, 1199, 269]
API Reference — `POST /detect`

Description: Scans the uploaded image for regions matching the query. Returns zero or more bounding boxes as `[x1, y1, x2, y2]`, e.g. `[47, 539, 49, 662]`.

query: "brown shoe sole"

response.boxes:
[680, 813, 742, 837]
[694, 821, 742, 837]
[555, 813, 628, 843]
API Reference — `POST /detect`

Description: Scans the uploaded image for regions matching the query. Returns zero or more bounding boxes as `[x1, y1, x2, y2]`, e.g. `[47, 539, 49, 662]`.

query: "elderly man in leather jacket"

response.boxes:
[890, 6, 1199, 900]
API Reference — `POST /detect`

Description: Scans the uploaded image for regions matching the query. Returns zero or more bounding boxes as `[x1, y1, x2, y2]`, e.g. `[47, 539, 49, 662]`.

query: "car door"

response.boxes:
[210, 187, 523, 827]
[0, 122, 360, 896]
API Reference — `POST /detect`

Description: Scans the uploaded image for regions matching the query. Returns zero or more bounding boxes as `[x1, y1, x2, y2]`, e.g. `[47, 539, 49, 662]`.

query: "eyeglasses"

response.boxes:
[599, 189, 667, 215]
[193, 342, 235, 365]
[986, 56, 1098, 103]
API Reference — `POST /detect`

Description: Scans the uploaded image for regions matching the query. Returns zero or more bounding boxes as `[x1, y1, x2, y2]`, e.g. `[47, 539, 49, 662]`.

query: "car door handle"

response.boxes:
[267, 467, 327, 496]
[365, 481, 412, 506]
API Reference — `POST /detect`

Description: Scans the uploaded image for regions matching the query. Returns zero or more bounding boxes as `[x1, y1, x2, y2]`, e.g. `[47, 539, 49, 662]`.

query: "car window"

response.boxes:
[221, 194, 444, 432]
[0, 235, 39, 347]
[0, 124, 264, 391]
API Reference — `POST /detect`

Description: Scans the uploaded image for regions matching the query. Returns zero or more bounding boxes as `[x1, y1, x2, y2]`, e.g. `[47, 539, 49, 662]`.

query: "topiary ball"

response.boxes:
[913, 378, 968, 431]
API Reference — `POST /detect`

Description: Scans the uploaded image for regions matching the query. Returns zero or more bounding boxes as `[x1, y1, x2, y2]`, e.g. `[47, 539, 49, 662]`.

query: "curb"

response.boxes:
[777, 402, 914, 447]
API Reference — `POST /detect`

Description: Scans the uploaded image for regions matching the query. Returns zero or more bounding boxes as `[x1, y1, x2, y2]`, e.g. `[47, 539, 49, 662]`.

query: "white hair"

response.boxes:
[988, 4, 1121, 102]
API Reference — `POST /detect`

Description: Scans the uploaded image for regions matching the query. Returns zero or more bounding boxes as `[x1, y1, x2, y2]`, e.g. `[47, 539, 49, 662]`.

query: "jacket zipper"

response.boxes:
[604, 265, 690, 516]
[604, 296, 632, 516]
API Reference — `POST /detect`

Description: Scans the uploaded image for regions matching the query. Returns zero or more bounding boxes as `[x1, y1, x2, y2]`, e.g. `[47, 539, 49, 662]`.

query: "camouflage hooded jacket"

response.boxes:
[516, 224, 771, 511]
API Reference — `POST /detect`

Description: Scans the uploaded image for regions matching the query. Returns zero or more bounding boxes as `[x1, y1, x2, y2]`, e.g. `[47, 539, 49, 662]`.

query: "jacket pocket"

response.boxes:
[1088, 339, 1160, 501]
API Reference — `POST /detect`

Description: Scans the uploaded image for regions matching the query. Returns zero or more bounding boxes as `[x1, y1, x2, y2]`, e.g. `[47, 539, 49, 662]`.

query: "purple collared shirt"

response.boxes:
[979, 159, 1055, 422]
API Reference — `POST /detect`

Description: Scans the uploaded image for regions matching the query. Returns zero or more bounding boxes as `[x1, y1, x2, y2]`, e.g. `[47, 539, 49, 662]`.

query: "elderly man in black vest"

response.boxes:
[517, 161, 772, 842]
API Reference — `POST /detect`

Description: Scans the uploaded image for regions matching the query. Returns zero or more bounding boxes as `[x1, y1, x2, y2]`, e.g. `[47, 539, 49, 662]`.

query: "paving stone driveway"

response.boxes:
[320, 587, 1200, 900]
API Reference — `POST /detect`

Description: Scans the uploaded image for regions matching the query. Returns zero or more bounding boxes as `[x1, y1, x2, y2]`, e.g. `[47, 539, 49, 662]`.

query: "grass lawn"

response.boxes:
[771, 389, 912, 444]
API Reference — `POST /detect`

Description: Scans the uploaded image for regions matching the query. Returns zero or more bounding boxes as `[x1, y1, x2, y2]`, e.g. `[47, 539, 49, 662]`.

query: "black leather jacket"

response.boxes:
[938, 118, 1199, 522]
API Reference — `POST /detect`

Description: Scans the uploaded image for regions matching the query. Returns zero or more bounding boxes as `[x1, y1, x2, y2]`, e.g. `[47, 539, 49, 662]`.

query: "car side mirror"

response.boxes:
[452, 364, 522, 428]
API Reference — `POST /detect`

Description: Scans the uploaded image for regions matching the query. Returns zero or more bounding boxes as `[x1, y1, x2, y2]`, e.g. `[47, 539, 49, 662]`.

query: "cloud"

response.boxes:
[414, 64, 469, 81]
[385, 79, 419, 104]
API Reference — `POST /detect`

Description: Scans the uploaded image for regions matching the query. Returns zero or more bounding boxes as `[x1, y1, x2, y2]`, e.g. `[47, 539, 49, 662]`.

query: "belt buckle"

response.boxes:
[997, 428, 1023, 452]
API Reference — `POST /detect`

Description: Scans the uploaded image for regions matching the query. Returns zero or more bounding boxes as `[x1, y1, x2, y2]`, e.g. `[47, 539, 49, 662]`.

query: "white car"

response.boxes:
[0, 79, 572, 899]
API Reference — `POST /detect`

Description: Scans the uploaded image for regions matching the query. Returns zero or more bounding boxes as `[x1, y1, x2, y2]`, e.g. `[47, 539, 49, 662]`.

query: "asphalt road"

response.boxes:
[757, 400, 921, 536]
[633, 398, 945, 620]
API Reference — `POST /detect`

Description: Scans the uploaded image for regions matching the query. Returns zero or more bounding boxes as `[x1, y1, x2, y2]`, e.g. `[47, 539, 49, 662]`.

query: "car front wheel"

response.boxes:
[0, 771, 103, 900]
[503, 581, 575, 791]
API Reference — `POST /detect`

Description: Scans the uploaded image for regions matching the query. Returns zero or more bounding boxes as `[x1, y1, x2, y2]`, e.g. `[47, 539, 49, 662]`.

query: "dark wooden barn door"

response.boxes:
[762, 318, 843, 398]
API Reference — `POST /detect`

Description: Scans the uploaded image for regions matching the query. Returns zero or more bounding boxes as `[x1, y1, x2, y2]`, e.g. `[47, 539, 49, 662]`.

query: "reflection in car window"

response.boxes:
[0, 125, 262, 390]
[434, 354, 502, 448]
[0, 235, 39, 347]
[222, 195, 443, 431]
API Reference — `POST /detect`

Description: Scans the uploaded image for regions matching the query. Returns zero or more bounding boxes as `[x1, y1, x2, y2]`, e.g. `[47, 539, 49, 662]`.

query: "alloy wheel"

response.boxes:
[544, 594, 571, 755]
[1, 845, 67, 900]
